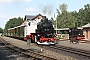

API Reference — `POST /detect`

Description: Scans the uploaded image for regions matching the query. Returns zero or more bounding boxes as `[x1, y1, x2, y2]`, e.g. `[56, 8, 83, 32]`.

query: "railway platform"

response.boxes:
[0, 36, 42, 52]
[57, 39, 90, 51]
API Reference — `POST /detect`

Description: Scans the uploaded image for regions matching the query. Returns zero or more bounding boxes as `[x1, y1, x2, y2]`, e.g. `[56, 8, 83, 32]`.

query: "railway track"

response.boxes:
[0, 37, 57, 60]
[39, 44, 90, 59]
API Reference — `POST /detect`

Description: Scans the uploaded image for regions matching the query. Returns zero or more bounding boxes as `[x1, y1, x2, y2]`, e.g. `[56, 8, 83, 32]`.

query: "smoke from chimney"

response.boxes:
[42, 4, 54, 16]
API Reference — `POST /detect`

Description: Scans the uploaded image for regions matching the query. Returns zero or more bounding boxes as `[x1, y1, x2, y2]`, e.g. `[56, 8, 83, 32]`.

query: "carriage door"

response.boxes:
[86, 30, 88, 39]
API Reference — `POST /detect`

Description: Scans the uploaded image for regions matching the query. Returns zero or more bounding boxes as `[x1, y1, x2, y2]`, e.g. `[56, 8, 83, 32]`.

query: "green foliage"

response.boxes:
[78, 4, 90, 26]
[5, 17, 23, 29]
[56, 3, 75, 28]
[52, 3, 90, 29]
[0, 27, 3, 33]
[50, 17, 54, 21]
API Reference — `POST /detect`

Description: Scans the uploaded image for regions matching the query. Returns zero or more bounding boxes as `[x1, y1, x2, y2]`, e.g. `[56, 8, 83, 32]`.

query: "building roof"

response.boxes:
[55, 28, 69, 30]
[77, 27, 83, 29]
[55, 27, 83, 31]
[24, 14, 43, 20]
[82, 23, 90, 28]
[24, 15, 35, 20]
[32, 14, 43, 20]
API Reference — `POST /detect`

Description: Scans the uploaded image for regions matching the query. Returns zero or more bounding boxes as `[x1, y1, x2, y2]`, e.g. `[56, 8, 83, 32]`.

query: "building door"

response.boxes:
[86, 30, 88, 39]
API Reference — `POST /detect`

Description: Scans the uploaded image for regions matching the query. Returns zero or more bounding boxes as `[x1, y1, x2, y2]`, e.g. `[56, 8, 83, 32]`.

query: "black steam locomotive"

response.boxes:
[35, 17, 56, 45]
[69, 28, 85, 43]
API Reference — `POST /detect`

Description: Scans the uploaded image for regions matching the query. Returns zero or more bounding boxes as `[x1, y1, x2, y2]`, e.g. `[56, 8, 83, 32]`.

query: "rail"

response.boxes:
[39, 45, 90, 59]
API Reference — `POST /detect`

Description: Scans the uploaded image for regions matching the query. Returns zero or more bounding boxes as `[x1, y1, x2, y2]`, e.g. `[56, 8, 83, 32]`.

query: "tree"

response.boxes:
[56, 3, 75, 28]
[70, 11, 79, 27]
[0, 27, 3, 33]
[53, 3, 90, 29]
[56, 3, 68, 16]
[5, 17, 23, 29]
[77, 4, 90, 26]
[59, 3, 68, 14]
[50, 17, 54, 21]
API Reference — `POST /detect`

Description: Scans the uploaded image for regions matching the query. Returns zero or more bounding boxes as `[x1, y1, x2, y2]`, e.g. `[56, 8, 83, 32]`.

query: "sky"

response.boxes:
[0, 0, 90, 29]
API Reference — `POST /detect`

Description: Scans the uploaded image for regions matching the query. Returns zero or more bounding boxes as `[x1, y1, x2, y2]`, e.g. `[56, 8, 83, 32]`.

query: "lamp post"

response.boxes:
[54, 14, 57, 34]
[56, 18, 57, 34]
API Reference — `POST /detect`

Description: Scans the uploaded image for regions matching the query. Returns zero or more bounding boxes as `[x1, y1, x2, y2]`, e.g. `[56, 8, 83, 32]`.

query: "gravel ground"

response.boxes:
[40, 49, 79, 60]
[40, 46, 90, 60]
[0, 43, 36, 60]
[0, 44, 78, 60]
[0, 36, 87, 60]
[57, 40, 90, 51]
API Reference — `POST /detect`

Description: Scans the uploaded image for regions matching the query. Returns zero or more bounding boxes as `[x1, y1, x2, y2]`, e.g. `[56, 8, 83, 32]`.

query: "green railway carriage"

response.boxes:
[15, 26, 20, 38]
[19, 26, 25, 39]
[7, 29, 11, 37]
[5, 25, 25, 39]
[10, 28, 15, 37]
[14, 27, 17, 38]
[15, 25, 25, 39]
[4, 30, 8, 36]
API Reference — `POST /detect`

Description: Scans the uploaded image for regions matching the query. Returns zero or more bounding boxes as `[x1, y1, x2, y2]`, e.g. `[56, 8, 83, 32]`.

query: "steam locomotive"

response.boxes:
[69, 28, 85, 41]
[4, 16, 56, 45]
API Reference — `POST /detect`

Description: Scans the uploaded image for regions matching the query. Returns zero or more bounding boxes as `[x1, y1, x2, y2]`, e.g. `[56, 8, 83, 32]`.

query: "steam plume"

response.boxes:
[42, 4, 54, 15]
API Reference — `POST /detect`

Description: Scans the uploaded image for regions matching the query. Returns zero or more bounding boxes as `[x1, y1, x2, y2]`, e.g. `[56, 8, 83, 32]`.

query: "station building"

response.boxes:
[82, 23, 90, 40]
